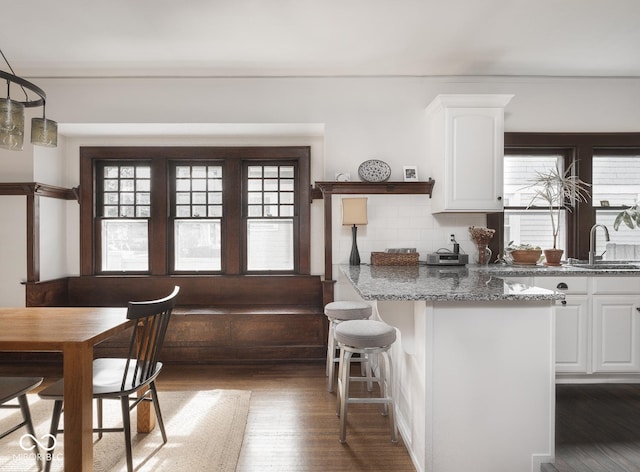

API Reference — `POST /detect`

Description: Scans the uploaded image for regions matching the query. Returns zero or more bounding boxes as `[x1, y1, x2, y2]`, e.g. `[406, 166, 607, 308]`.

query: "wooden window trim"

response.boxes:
[489, 133, 640, 261]
[80, 146, 311, 276]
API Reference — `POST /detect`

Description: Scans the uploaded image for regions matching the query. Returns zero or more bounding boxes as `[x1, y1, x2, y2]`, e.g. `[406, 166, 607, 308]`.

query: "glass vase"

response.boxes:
[476, 244, 492, 265]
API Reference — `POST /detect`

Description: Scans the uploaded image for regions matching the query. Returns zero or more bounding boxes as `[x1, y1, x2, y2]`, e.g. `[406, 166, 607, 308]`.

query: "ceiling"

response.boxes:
[2, 0, 640, 78]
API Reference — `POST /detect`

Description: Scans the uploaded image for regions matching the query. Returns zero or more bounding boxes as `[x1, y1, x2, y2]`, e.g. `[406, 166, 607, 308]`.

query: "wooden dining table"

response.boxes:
[0, 306, 134, 471]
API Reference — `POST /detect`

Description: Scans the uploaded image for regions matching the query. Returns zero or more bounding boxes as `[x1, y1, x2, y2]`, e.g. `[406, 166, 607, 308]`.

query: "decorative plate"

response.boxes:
[358, 160, 391, 182]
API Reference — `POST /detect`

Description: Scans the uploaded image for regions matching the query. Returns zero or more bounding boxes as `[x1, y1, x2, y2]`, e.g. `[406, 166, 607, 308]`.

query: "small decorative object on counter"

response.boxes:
[469, 226, 495, 265]
[358, 159, 391, 182]
[504, 242, 543, 265]
[371, 249, 419, 266]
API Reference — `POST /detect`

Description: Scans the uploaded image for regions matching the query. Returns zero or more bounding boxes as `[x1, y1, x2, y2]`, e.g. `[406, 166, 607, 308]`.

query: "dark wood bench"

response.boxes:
[21, 275, 326, 364]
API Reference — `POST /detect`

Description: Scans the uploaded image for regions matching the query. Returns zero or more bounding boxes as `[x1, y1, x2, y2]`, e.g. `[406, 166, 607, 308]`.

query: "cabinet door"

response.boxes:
[555, 296, 589, 373]
[443, 108, 504, 212]
[593, 296, 640, 372]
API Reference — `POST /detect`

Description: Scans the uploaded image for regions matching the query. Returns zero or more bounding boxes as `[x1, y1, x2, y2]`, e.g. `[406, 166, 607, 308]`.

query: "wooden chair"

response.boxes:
[39, 286, 180, 472]
[0, 376, 44, 469]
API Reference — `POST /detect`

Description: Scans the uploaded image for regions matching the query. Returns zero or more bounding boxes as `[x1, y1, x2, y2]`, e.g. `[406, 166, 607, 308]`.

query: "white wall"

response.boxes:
[0, 197, 26, 306]
[1, 75, 639, 296]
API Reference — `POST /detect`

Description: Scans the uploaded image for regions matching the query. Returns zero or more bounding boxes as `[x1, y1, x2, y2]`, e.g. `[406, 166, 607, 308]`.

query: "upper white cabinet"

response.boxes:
[426, 94, 513, 213]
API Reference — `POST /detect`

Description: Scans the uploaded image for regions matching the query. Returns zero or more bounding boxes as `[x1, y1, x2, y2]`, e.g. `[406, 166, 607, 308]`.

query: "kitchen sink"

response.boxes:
[569, 263, 640, 270]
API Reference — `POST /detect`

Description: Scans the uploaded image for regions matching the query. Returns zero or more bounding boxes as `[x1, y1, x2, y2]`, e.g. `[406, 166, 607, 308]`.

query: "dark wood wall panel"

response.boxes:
[24, 275, 326, 364]
[62, 275, 323, 307]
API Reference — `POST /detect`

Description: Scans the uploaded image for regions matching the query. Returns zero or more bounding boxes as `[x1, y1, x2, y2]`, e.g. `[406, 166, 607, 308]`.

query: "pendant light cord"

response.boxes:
[0, 48, 30, 101]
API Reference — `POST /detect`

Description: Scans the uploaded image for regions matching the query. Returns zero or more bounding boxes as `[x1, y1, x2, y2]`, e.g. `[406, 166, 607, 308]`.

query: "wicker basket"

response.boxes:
[371, 252, 419, 266]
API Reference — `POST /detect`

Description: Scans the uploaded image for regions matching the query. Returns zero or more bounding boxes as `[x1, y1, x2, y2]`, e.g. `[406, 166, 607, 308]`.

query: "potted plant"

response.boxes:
[614, 203, 640, 230]
[524, 161, 591, 265]
[504, 241, 542, 265]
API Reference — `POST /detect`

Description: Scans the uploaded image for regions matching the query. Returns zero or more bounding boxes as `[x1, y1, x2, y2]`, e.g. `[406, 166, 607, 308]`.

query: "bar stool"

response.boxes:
[324, 301, 372, 392]
[335, 319, 398, 444]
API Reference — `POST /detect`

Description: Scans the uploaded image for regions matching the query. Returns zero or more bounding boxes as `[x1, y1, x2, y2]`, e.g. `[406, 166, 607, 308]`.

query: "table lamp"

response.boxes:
[342, 198, 368, 265]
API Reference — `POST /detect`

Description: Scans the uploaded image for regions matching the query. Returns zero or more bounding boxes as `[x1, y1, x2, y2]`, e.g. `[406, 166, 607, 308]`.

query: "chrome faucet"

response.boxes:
[589, 224, 610, 265]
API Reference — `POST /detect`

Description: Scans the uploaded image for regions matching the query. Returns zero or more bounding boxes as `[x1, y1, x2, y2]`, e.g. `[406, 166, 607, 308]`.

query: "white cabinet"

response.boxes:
[592, 296, 640, 372]
[426, 94, 513, 213]
[555, 296, 590, 372]
[591, 277, 640, 373]
[528, 275, 640, 381]
[533, 277, 590, 373]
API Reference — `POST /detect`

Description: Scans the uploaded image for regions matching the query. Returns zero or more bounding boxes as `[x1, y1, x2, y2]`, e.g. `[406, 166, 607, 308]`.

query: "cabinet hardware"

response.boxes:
[561, 300, 567, 305]
[497, 196, 502, 201]
[636, 307, 640, 312]
[557, 282, 568, 290]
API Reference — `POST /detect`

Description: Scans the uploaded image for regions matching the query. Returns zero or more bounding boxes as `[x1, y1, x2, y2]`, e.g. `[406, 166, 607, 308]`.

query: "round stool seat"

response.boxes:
[324, 301, 372, 321]
[335, 319, 396, 349]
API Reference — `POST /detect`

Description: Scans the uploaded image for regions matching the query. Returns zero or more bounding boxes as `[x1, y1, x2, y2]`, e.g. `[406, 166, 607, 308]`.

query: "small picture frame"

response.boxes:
[600, 200, 610, 207]
[403, 166, 418, 182]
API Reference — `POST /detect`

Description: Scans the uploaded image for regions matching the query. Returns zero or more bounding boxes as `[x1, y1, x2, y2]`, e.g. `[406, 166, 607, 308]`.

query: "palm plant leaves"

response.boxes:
[524, 161, 591, 248]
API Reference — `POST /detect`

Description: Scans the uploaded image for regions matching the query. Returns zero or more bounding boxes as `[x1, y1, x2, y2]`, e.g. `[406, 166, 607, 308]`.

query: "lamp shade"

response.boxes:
[342, 198, 368, 226]
[0, 98, 25, 151]
[31, 117, 58, 147]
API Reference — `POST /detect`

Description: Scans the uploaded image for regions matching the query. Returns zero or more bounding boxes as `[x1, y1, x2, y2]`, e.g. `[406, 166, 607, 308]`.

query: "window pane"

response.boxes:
[248, 205, 262, 217]
[596, 210, 640, 260]
[264, 166, 279, 178]
[176, 166, 190, 178]
[280, 166, 294, 178]
[101, 220, 148, 271]
[248, 166, 262, 178]
[174, 220, 221, 271]
[592, 155, 640, 207]
[174, 164, 223, 219]
[105, 166, 118, 178]
[264, 179, 279, 191]
[248, 192, 262, 204]
[245, 163, 297, 271]
[208, 205, 222, 217]
[100, 164, 150, 219]
[504, 155, 563, 207]
[280, 205, 294, 216]
[504, 209, 566, 251]
[247, 219, 294, 270]
[104, 179, 118, 191]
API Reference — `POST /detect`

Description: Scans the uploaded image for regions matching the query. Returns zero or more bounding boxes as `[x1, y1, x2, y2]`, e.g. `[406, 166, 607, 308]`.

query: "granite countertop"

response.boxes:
[478, 262, 640, 277]
[340, 264, 565, 302]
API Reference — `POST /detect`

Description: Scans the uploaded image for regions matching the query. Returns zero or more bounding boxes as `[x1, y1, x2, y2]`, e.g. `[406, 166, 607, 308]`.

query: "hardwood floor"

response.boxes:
[158, 363, 415, 472]
[10, 360, 640, 471]
[0, 361, 415, 472]
[546, 383, 640, 472]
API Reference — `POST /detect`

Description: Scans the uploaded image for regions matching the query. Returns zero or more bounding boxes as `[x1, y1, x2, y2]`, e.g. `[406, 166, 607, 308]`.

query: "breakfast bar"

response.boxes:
[339, 264, 564, 472]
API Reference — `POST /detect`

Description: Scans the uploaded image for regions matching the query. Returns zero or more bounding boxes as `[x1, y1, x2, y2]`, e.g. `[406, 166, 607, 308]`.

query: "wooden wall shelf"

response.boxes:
[313, 179, 436, 302]
[312, 179, 435, 199]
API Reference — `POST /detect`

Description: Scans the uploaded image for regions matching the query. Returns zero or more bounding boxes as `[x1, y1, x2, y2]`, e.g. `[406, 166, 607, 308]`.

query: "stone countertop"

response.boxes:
[478, 262, 640, 277]
[340, 264, 565, 302]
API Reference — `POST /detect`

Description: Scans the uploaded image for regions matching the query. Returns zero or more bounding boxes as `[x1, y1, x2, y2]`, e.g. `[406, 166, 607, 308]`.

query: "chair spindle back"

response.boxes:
[122, 286, 180, 390]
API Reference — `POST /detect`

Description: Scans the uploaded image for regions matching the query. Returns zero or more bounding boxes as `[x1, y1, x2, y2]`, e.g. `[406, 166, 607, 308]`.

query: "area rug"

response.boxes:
[0, 389, 251, 471]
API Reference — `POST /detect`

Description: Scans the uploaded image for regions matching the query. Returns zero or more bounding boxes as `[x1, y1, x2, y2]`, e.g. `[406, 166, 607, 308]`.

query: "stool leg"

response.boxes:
[338, 350, 352, 443]
[379, 352, 388, 416]
[382, 351, 398, 443]
[336, 346, 345, 417]
[327, 321, 337, 392]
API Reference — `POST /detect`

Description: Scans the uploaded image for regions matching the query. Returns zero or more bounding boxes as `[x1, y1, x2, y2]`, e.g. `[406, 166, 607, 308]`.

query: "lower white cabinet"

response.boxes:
[530, 275, 640, 380]
[592, 295, 640, 372]
[555, 295, 590, 372]
[532, 277, 590, 374]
